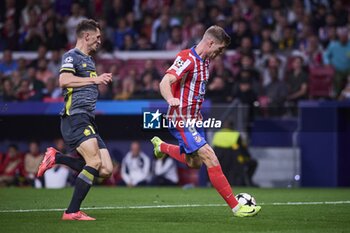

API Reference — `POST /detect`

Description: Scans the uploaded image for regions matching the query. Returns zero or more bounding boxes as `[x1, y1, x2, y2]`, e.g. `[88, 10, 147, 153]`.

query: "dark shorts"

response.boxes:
[60, 113, 106, 152]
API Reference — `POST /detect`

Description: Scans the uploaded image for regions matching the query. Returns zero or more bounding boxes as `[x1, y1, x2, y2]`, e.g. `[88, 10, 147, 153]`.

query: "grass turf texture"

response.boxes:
[1, 187, 350, 233]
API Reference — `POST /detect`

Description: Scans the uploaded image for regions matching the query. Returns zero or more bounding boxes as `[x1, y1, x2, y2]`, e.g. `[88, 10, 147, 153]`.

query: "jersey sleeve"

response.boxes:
[166, 52, 193, 80]
[59, 52, 77, 74]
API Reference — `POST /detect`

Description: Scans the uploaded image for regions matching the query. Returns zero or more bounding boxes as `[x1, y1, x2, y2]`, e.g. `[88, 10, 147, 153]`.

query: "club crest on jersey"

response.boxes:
[175, 58, 184, 68]
[64, 56, 73, 63]
[194, 135, 202, 143]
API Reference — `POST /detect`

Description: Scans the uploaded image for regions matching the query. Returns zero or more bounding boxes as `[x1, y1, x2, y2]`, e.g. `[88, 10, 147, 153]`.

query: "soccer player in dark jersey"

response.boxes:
[37, 19, 113, 220]
[151, 26, 261, 217]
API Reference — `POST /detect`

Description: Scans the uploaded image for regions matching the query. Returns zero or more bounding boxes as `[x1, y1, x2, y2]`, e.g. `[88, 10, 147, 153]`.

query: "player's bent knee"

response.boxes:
[86, 157, 102, 170]
[187, 160, 202, 169]
[186, 156, 203, 169]
[198, 146, 220, 167]
[99, 167, 112, 178]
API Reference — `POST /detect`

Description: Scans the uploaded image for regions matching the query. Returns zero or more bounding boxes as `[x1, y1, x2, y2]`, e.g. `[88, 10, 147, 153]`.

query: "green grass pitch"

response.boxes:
[1, 187, 350, 233]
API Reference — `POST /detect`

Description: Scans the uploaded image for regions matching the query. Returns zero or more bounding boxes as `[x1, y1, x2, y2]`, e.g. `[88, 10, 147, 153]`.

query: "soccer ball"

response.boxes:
[235, 193, 256, 206]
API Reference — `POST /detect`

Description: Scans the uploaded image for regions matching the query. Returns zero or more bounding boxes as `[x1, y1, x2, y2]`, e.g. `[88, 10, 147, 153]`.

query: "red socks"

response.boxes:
[207, 165, 239, 209]
[160, 143, 186, 164]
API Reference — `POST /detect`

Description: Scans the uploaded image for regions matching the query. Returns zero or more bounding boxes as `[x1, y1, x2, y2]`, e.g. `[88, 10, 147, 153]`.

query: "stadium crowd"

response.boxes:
[0, 139, 182, 188]
[0, 0, 350, 114]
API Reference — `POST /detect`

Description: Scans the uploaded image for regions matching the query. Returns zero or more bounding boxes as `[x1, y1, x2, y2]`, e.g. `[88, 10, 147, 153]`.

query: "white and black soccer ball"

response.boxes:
[235, 193, 257, 207]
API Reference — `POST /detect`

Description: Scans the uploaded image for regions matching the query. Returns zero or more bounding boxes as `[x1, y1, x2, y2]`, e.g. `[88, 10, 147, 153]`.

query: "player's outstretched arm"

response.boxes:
[59, 72, 112, 88]
[159, 74, 180, 107]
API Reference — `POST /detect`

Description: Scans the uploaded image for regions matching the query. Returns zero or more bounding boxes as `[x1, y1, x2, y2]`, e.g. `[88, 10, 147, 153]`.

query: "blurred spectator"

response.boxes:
[0, 0, 20, 30]
[140, 59, 161, 81]
[0, 49, 18, 78]
[29, 45, 47, 69]
[24, 140, 43, 186]
[165, 25, 188, 51]
[207, 76, 229, 103]
[114, 68, 136, 100]
[97, 18, 114, 53]
[255, 40, 283, 74]
[121, 34, 136, 51]
[135, 71, 154, 98]
[332, 0, 348, 27]
[47, 50, 61, 77]
[260, 55, 286, 87]
[277, 25, 297, 52]
[238, 36, 254, 56]
[10, 71, 23, 93]
[151, 156, 178, 186]
[42, 77, 62, 100]
[20, 0, 41, 29]
[299, 34, 324, 66]
[232, 70, 258, 124]
[1, 78, 16, 102]
[0, 144, 24, 186]
[1, 18, 20, 50]
[210, 55, 235, 96]
[249, 20, 263, 49]
[263, 66, 288, 116]
[16, 78, 42, 101]
[121, 141, 151, 187]
[286, 56, 308, 111]
[43, 17, 67, 50]
[65, 3, 86, 47]
[135, 35, 153, 50]
[113, 17, 137, 50]
[153, 13, 172, 50]
[139, 14, 153, 42]
[28, 66, 45, 95]
[36, 58, 54, 83]
[17, 57, 28, 79]
[311, 3, 328, 31]
[319, 14, 337, 48]
[229, 19, 251, 49]
[238, 54, 261, 94]
[211, 55, 234, 82]
[323, 27, 350, 98]
[106, 0, 129, 28]
[19, 7, 45, 51]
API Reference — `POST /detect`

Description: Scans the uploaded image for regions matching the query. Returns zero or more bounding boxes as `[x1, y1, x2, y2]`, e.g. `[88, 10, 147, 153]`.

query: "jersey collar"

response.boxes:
[191, 46, 204, 62]
[74, 48, 90, 57]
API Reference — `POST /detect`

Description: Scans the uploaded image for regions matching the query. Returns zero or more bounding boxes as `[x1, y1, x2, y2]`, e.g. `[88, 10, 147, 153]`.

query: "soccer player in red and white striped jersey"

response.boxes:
[151, 25, 261, 217]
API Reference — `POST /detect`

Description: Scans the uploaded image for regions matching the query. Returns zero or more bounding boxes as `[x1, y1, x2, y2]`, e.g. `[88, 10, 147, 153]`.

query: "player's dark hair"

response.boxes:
[205, 25, 231, 46]
[76, 19, 101, 38]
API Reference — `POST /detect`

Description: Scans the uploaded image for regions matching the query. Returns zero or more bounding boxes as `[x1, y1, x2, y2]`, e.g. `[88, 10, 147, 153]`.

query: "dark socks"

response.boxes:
[55, 153, 85, 172]
[66, 166, 99, 213]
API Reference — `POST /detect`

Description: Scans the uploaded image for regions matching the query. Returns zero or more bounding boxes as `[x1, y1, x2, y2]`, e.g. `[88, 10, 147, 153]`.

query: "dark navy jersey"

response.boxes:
[59, 48, 98, 117]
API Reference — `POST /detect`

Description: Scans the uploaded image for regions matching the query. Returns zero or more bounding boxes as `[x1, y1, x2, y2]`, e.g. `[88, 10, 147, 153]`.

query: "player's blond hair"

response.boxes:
[204, 25, 231, 46]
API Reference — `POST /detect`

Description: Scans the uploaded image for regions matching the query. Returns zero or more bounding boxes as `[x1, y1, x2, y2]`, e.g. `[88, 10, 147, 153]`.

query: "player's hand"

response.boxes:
[95, 73, 112, 85]
[167, 98, 180, 107]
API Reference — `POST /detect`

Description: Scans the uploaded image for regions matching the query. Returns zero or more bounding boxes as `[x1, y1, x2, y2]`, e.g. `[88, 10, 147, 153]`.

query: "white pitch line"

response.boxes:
[1, 201, 350, 213]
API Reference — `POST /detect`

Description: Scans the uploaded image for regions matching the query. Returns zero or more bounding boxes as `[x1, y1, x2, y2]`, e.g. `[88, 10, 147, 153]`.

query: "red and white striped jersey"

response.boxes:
[166, 47, 210, 121]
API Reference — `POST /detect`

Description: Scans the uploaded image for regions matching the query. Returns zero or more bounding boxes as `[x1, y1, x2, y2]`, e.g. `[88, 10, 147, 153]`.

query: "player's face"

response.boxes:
[87, 29, 101, 53]
[208, 40, 227, 59]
